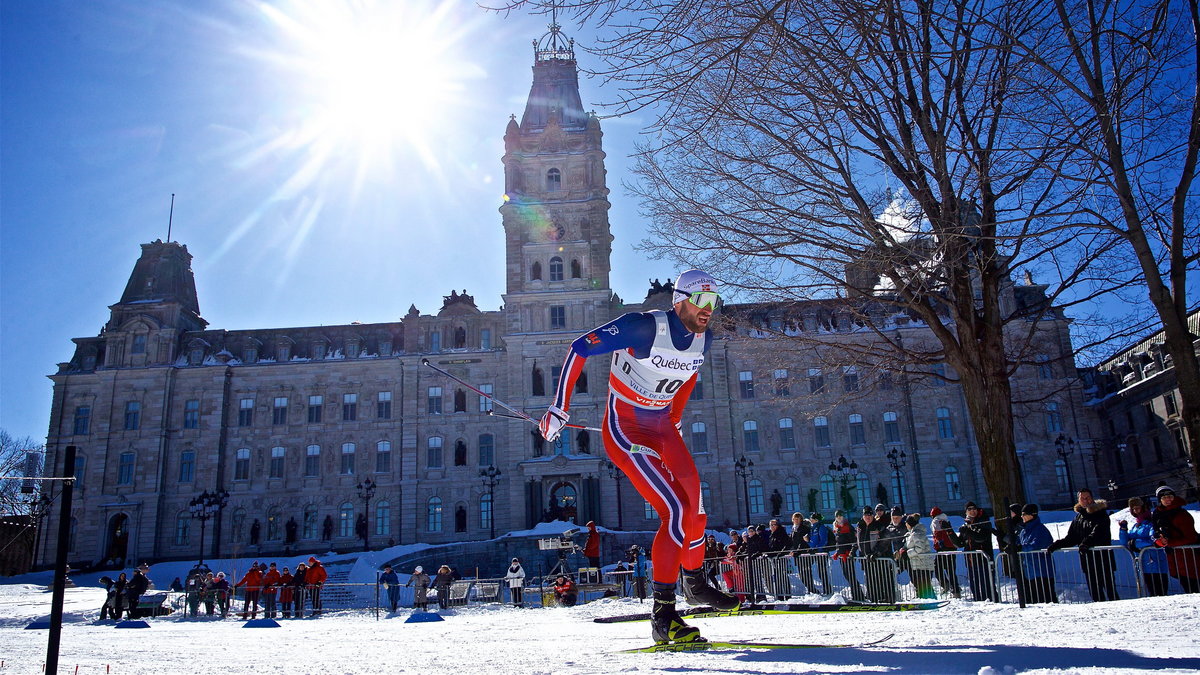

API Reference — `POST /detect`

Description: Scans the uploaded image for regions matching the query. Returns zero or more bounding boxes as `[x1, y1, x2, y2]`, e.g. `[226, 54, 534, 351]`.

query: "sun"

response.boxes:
[253, 0, 481, 167]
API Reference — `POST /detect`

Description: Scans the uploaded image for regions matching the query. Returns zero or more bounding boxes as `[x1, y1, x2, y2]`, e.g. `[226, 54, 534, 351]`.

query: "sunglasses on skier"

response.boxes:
[680, 289, 721, 311]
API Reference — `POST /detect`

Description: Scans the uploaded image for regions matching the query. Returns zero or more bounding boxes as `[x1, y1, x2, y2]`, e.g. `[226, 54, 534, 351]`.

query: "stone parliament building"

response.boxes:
[38, 29, 1092, 568]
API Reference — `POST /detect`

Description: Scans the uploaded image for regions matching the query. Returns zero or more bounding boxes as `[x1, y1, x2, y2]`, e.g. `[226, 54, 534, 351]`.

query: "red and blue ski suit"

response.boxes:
[552, 308, 711, 583]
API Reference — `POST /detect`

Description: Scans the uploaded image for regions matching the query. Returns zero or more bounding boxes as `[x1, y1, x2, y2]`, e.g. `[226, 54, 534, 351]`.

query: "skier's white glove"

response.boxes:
[539, 405, 570, 442]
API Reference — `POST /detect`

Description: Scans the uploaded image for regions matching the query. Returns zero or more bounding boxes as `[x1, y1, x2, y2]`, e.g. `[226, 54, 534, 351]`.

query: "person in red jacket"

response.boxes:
[278, 566, 294, 618]
[260, 562, 281, 619]
[1152, 486, 1199, 593]
[305, 556, 328, 615]
[234, 562, 264, 619]
[583, 521, 602, 569]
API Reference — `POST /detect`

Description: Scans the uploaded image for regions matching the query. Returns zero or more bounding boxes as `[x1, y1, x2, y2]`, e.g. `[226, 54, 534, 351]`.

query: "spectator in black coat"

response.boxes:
[289, 563, 308, 618]
[98, 576, 118, 620]
[765, 519, 793, 600]
[432, 565, 455, 609]
[958, 502, 1000, 601]
[125, 567, 150, 619]
[1047, 488, 1118, 602]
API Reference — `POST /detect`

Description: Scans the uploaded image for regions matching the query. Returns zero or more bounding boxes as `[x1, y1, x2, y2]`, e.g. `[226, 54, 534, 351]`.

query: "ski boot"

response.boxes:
[651, 582, 705, 645]
[681, 568, 740, 610]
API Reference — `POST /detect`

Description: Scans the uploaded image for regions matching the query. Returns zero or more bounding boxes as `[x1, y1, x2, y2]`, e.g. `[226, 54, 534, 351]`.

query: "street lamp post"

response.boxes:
[604, 460, 624, 530]
[357, 477, 376, 551]
[828, 454, 858, 510]
[734, 456, 755, 523]
[886, 448, 908, 512]
[479, 465, 502, 539]
[1055, 434, 1076, 498]
[188, 489, 229, 566]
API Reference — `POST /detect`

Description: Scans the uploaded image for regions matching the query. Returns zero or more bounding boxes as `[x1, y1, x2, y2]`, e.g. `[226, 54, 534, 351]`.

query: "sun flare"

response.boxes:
[254, 0, 480, 167]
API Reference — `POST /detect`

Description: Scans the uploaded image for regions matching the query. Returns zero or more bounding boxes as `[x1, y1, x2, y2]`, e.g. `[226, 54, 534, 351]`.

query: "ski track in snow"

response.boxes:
[2, 582, 1199, 675]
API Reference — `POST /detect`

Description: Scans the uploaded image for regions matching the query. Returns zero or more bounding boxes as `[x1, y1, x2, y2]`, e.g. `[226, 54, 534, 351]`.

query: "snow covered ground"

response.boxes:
[2, 580, 1199, 675]
[4, 508, 1200, 674]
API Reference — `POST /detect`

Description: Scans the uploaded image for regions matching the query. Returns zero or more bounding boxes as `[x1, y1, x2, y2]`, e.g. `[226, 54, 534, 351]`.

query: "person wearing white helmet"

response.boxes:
[539, 269, 735, 645]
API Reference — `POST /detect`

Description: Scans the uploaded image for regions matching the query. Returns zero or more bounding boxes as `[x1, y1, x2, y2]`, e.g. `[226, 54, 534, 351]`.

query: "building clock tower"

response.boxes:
[500, 19, 615, 337]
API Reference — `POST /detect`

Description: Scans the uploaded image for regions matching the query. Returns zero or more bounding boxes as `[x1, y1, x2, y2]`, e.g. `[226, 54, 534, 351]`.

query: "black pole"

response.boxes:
[198, 517, 207, 565]
[46, 445, 76, 675]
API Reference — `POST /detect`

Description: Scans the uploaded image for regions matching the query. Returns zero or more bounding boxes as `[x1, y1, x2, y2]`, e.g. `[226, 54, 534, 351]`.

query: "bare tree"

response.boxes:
[0, 429, 44, 517]
[502, 0, 1148, 516]
[990, 0, 1200, 491]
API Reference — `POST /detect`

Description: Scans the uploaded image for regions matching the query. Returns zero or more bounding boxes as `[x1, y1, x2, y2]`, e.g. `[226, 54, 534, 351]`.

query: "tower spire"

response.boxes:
[532, 0, 574, 62]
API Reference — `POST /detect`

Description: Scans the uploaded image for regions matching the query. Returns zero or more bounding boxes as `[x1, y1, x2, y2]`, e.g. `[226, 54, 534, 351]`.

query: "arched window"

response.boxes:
[480, 494, 493, 533]
[1044, 402, 1063, 432]
[549, 256, 564, 281]
[778, 418, 796, 450]
[376, 440, 391, 473]
[743, 420, 760, 453]
[178, 450, 194, 483]
[690, 422, 708, 453]
[531, 364, 545, 396]
[454, 439, 467, 466]
[478, 434, 495, 467]
[883, 411, 901, 444]
[784, 479, 801, 513]
[819, 475, 836, 510]
[73, 455, 86, 487]
[890, 471, 907, 507]
[749, 478, 765, 515]
[234, 448, 250, 481]
[340, 442, 355, 475]
[1055, 458, 1069, 494]
[174, 513, 190, 546]
[427, 436, 444, 469]
[531, 260, 542, 280]
[936, 407, 954, 438]
[266, 507, 281, 540]
[269, 446, 285, 478]
[855, 472, 871, 508]
[570, 259, 581, 278]
[944, 466, 962, 500]
[339, 502, 355, 537]
[231, 508, 246, 542]
[848, 413, 865, 445]
[546, 168, 561, 191]
[305, 445, 320, 477]
[375, 500, 391, 536]
[427, 497, 443, 532]
[813, 417, 830, 447]
[303, 505, 318, 539]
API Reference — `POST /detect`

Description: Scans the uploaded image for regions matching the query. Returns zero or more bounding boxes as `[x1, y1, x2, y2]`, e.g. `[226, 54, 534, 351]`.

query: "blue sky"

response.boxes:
[0, 0, 663, 446]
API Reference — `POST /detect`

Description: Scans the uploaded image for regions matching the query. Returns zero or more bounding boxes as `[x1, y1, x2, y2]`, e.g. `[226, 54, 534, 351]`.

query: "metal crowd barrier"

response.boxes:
[1136, 543, 1200, 596]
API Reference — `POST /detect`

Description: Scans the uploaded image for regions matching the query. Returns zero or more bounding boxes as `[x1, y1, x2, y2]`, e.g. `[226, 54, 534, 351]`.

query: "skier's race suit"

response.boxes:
[550, 308, 711, 584]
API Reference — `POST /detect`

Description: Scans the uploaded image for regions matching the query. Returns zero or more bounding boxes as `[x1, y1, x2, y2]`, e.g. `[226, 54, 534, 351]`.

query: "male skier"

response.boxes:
[539, 269, 738, 645]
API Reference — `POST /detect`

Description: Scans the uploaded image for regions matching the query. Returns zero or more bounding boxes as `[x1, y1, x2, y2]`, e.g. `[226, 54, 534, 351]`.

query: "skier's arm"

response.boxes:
[550, 312, 656, 413]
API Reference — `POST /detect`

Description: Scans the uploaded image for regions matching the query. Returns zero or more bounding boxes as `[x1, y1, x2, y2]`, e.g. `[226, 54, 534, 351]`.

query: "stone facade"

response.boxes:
[38, 31, 1092, 569]
[1087, 311, 1199, 503]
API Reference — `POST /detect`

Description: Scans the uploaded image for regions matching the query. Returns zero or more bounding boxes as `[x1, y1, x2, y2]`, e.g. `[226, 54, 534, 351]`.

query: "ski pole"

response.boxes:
[486, 409, 598, 432]
[421, 358, 600, 432]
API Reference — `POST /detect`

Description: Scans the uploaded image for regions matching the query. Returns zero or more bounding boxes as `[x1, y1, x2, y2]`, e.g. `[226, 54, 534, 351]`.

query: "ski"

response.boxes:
[618, 632, 894, 654]
[595, 601, 946, 623]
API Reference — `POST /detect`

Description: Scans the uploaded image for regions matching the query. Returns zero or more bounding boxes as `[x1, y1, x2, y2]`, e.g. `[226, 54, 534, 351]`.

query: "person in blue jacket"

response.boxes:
[795, 513, 832, 595]
[1118, 496, 1169, 596]
[1016, 504, 1056, 604]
